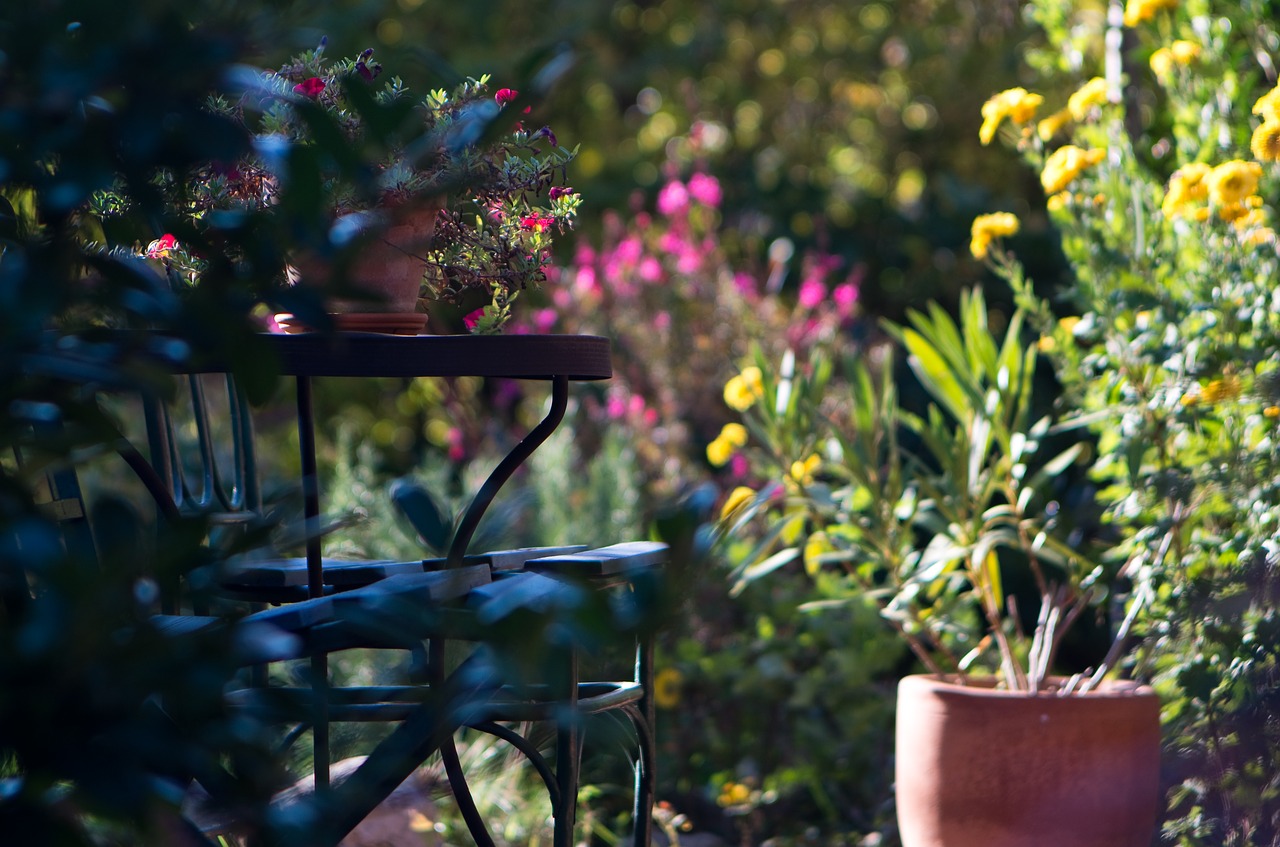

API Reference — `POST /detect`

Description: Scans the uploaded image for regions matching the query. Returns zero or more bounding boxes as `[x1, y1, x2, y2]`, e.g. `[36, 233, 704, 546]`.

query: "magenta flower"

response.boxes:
[733, 272, 758, 296]
[464, 307, 485, 330]
[495, 88, 518, 105]
[520, 213, 555, 231]
[833, 282, 860, 316]
[549, 186, 574, 200]
[656, 180, 690, 217]
[798, 278, 827, 309]
[145, 233, 178, 259]
[293, 77, 325, 98]
[638, 256, 663, 282]
[688, 172, 723, 208]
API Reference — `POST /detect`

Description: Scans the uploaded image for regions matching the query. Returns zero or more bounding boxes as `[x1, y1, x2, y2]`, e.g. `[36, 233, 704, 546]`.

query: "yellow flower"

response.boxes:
[969, 212, 1020, 260]
[1067, 77, 1109, 120]
[1161, 162, 1211, 218]
[1170, 40, 1201, 63]
[1201, 374, 1243, 404]
[790, 454, 822, 486]
[1251, 120, 1280, 162]
[1123, 0, 1177, 27]
[1036, 108, 1072, 141]
[1243, 227, 1277, 248]
[1149, 48, 1174, 81]
[719, 485, 756, 522]
[653, 668, 683, 709]
[706, 435, 735, 467]
[1253, 86, 1280, 121]
[1046, 192, 1069, 211]
[1265, 406, 1280, 419]
[1222, 199, 1265, 228]
[979, 87, 1044, 145]
[1205, 160, 1263, 208]
[1036, 335, 1057, 353]
[719, 422, 749, 447]
[718, 782, 752, 808]
[723, 367, 764, 411]
[1041, 145, 1106, 194]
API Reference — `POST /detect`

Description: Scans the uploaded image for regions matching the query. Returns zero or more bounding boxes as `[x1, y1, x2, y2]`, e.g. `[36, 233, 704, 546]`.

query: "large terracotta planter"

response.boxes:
[895, 674, 1161, 847]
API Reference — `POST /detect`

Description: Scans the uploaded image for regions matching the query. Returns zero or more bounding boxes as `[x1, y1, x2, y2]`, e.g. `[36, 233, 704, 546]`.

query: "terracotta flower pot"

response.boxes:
[288, 202, 441, 314]
[894, 674, 1161, 847]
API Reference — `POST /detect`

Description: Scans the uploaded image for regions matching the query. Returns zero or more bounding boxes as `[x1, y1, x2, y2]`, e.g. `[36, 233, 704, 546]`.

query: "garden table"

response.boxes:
[181, 331, 656, 847]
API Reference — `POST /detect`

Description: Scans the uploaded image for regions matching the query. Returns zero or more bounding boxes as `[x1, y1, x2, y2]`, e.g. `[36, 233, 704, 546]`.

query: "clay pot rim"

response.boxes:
[899, 672, 1156, 700]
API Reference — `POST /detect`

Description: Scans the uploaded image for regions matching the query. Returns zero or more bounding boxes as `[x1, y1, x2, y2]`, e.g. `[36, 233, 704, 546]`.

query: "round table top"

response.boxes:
[244, 332, 612, 380]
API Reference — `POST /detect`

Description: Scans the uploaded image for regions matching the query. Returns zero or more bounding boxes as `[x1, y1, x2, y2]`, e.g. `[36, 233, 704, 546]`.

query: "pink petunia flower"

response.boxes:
[798, 278, 827, 309]
[638, 256, 663, 282]
[688, 172, 723, 208]
[464, 308, 485, 330]
[833, 282, 860, 317]
[495, 88, 518, 105]
[656, 180, 690, 217]
[293, 77, 325, 98]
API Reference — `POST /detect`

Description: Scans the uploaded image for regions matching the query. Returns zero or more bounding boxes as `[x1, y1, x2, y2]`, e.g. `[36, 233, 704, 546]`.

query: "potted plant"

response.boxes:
[140, 40, 581, 334]
[712, 278, 1161, 846]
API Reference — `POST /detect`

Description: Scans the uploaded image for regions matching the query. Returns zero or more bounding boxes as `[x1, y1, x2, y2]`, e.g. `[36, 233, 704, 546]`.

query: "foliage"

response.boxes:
[526, 141, 863, 502]
[713, 285, 1129, 693]
[975, 0, 1280, 840]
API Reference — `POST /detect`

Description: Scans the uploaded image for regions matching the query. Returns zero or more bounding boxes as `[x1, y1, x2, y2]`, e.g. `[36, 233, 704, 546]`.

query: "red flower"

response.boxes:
[495, 88, 518, 106]
[520, 214, 555, 232]
[464, 307, 486, 330]
[293, 77, 325, 98]
[145, 234, 178, 259]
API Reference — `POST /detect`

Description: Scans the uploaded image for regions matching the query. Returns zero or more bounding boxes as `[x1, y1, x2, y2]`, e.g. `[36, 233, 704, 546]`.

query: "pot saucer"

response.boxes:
[274, 313, 429, 336]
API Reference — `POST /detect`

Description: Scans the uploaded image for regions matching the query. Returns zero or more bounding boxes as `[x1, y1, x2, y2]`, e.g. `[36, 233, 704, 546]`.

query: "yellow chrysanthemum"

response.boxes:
[1067, 77, 1109, 120]
[1264, 406, 1280, 419]
[1201, 375, 1243, 404]
[718, 422, 749, 447]
[1232, 207, 1269, 230]
[979, 87, 1044, 145]
[1149, 48, 1174, 81]
[706, 435, 735, 467]
[718, 782, 752, 808]
[719, 486, 756, 522]
[723, 366, 764, 411]
[969, 212, 1021, 260]
[1253, 86, 1280, 121]
[1036, 108, 1072, 141]
[1170, 40, 1200, 63]
[1243, 227, 1277, 248]
[1123, 0, 1177, 27]
[789, 454, 822, 486]
[1205, 160, 1263, 208]
[653, 668, 683, 709]
[1160, 162, 1211, 219]
[1041, 145, 1106, 194]
[1251, 120, 1280, 162]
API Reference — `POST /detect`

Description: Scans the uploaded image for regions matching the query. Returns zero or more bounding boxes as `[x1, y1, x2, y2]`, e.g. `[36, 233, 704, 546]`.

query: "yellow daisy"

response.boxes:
[1251, 120, 1280, 162]
[1041, 145, 1106, 194]
[1205, 160, 1263, 208]
[979, 88, 1044, 145]
[1067, 77, 1109, 120]
[1123, 0, 1177, 27]
[723, 367, 764, 411]
[1253, 86, 1280, 121]
[969, 212, 1021, 260]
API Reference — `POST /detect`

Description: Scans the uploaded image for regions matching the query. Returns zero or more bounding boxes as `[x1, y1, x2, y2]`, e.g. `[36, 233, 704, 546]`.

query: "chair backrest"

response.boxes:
[142, 373, 262, 523]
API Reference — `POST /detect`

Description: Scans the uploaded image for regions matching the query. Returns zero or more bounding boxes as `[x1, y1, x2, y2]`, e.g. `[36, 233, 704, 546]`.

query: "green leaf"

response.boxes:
[731, 547, 801, 595]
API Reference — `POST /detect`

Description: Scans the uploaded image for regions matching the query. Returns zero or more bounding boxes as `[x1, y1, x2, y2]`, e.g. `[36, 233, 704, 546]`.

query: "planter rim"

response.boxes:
[899, 672, 1155, 700]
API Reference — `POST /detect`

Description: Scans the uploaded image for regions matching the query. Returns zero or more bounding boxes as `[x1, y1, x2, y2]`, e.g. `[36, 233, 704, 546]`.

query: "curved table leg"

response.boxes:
[447, 375, 568, 567]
